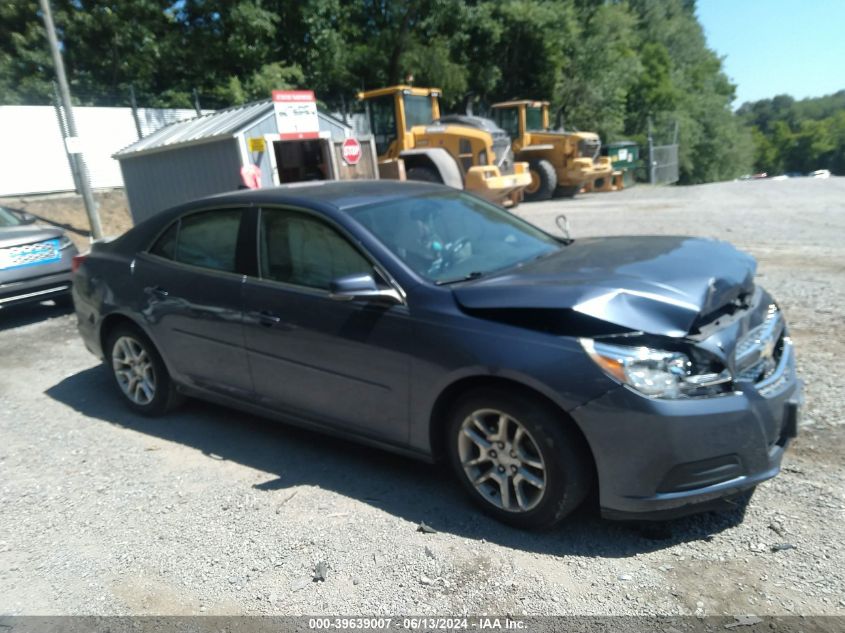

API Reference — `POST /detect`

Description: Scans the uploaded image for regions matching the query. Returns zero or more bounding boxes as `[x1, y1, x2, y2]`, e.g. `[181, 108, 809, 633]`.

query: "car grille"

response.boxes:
[734, 304, 784, 383]
[578, 138, 601, 160]
[492, 134, 515, 173]
[0, 238, 62, 271]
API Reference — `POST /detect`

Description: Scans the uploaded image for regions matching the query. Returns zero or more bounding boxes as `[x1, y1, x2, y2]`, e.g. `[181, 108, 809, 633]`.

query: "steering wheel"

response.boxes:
[426, 235, 471, 277]
[442, 236, 471, 269]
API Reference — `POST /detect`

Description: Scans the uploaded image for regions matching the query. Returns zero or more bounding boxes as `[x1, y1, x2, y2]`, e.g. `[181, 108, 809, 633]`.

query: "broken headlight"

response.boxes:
[580, 339, 732, 399]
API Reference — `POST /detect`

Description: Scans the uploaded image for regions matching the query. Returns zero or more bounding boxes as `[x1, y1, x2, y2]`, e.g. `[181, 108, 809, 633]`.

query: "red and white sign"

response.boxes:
[341, 137, 362, 165]
[272, 90, 319, 141]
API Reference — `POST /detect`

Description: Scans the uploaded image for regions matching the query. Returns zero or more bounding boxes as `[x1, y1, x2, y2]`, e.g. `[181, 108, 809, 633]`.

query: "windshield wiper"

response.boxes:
[436, 271, 485, 285]
[531, 248, 564, 263]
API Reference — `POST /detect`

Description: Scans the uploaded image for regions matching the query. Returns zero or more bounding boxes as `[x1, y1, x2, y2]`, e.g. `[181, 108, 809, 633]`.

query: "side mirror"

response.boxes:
[329, 273, 403, 305]
[13, 210, 36, 224]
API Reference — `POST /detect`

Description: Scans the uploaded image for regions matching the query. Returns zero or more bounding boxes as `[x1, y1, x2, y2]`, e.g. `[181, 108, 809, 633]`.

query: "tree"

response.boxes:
[0, 0, 782, 181]
[624, 42, 676, 137]
[556, 2, 639, 140]
[740, 92, 845, 175]
[0, 0, 62, 104]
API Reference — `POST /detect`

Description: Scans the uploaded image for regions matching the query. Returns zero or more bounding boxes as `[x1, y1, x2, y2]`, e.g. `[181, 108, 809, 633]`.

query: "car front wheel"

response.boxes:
[106, 324, 182, 416]
[446, 388, 592, 529]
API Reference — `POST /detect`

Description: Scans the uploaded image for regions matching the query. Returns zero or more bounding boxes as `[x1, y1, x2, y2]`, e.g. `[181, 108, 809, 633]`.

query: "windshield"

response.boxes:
[348, 192, 561, 283]
[493, 107, 519, 138]
[0, 207, 24, 227]
[403, 94, 434, 129]
[526, 106, 545, 131]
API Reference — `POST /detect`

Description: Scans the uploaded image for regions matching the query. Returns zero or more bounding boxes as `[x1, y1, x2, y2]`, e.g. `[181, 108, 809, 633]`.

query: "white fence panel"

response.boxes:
[0, 105, 203, 197]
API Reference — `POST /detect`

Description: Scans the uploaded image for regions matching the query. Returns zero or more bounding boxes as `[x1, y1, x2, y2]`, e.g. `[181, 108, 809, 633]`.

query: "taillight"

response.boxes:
[71, 252, 88, 273]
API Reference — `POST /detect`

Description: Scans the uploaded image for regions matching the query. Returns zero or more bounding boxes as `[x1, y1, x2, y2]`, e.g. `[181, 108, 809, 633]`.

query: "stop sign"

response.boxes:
[341, 137, 362, 165]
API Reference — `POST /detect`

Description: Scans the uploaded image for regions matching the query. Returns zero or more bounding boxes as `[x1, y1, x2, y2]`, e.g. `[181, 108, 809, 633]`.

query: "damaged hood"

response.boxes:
[453, 236, 756, 337]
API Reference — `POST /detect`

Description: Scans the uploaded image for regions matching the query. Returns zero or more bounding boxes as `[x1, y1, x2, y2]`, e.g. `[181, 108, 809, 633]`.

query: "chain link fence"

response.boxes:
[650, 143, 679, 185]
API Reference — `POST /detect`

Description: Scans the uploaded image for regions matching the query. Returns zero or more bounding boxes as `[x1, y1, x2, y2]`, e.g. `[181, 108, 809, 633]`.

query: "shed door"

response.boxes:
[272, 139, 331, 184]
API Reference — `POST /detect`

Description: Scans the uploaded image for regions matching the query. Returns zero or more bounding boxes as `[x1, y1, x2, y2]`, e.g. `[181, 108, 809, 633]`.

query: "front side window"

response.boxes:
[367, 95, 397, 156]
[493, 108, 519, 138]
[259, 208, 372, 290]
[349, 192, 561, 284]
[150, 209, 243, 273]
[403, 94, 434, 129]
[526, 106, 545, 132]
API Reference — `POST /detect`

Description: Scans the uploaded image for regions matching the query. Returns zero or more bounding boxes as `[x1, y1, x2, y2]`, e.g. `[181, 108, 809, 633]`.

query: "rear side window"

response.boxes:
[149, 209, 244, 273]
[150, 222, 178, 259]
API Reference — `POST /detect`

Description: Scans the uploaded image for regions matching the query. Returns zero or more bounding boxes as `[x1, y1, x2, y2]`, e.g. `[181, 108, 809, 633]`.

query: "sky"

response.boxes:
[696, 0, 845, 107]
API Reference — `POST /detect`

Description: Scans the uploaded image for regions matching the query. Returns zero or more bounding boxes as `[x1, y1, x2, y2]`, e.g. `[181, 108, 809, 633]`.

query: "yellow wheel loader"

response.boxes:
[487, 100, 613, 201]
[357, 86, 530, 206]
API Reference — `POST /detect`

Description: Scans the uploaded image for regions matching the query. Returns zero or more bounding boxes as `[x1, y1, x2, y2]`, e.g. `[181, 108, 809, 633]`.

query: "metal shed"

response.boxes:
[114, 99, 377, 223]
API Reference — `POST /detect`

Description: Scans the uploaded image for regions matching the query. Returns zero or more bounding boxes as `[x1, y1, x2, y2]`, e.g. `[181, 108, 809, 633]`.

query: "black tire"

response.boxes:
[105, 323, 183, 416]
[525, 159, 557, 202]
[52, 293, 74, 309]
[553, 184, 581, 199]
[406, 166, 443, 183]
[446, 387, 592, 529]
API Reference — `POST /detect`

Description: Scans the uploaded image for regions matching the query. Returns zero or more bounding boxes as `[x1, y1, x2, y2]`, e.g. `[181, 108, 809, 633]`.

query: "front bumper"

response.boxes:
[562, 157, 613, 186]
[465, 162, 532, 204]
[570, 341, 802, 520]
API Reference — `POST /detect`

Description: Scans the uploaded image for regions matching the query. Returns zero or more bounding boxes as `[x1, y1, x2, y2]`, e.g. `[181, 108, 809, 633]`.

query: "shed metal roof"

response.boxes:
[115, 98, 358, 160]
[114, 100, 272, 159]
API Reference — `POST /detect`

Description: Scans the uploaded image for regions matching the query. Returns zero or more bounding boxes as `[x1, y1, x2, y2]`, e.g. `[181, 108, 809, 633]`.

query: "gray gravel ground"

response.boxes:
[1, 177, 843, 616]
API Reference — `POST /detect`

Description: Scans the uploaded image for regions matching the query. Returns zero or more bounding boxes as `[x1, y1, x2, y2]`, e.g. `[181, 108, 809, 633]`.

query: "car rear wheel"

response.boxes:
[106, 324, 182, 416]
[446, 388, 592, 529]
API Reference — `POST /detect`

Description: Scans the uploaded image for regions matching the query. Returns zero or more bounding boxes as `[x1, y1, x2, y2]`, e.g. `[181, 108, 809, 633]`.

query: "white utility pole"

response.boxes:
[39, 0, 103, 240]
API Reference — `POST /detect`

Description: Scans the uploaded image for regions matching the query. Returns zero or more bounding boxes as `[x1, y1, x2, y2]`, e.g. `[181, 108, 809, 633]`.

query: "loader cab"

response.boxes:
[491, 99, 613, 201]
[358, 86, 442, 158]
[491, 100, 550, 146]
[356, 85, 532, 207]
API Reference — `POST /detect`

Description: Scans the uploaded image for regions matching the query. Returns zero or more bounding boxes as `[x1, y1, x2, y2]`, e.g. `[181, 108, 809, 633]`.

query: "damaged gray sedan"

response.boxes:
[73, 181, 802, 529]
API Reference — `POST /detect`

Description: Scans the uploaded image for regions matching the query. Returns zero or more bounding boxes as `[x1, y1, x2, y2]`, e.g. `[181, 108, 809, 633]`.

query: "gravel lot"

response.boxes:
[1, 178, 843, 616]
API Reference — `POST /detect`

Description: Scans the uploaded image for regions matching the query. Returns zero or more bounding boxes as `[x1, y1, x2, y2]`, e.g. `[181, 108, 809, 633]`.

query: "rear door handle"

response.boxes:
[258, 310, 282, 326]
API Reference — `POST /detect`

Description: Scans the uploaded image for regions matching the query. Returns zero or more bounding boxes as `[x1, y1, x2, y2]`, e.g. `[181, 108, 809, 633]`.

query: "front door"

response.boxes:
[133, 207, 251, 397]
[241, 206, 411, 445]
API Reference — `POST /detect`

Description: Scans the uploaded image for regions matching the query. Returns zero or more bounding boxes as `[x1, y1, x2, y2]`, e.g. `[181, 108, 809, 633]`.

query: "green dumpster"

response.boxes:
[603, 141, 640, 188]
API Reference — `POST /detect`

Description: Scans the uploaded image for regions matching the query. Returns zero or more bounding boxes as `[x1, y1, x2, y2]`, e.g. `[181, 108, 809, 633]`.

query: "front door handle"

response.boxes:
[258, 310, 282, 327]
[146, 285, 169, 298]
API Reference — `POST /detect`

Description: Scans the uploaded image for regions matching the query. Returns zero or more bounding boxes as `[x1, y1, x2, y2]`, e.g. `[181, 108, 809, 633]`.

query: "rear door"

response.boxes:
[241, 206, 411, 444]
[132, 207, 252, 397]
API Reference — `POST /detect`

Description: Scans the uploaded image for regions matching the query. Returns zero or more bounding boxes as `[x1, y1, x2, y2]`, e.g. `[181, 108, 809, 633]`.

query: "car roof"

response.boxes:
[117, 180, 449, 254]
[185, 180, 446, 213]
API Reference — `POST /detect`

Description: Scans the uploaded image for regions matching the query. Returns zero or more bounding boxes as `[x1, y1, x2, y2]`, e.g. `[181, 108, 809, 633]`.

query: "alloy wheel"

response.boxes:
[112, 335, 156, 405]
[457, 408, 547, 513]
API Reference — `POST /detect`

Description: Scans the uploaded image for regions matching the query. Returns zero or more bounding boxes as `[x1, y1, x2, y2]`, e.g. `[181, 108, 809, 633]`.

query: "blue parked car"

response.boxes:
[72, 181, 801, 528]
